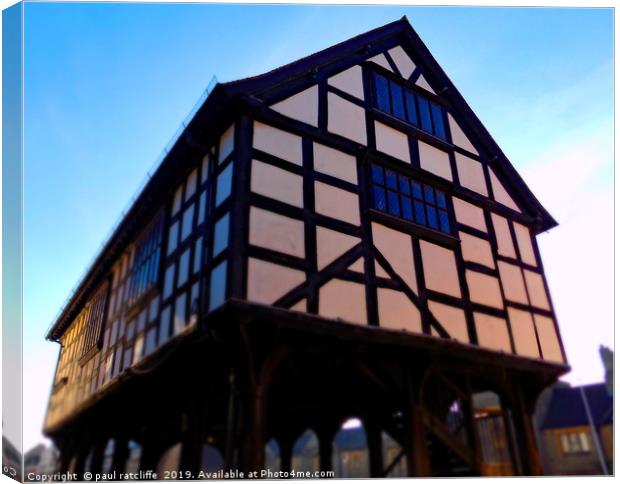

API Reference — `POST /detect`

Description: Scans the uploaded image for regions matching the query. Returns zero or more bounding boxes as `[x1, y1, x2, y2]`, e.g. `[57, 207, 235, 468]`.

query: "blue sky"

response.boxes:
[22, 4, 613, 450]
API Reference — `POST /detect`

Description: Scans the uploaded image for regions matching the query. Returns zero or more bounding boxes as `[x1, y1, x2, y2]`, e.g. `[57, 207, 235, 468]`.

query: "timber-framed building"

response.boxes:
[44, 17, 568, 477]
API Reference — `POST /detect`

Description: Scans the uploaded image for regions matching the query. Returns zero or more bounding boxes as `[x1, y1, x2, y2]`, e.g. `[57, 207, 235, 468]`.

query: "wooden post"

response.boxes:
[110, 435, 130, 475]
[138, 441, 161, 473]
[318, 428, 334, 473]
[365, 420, 383, 477]
[89, 438, 107, 475]
[280, 438, 293, 474]
[404, 367, 431, 477]
[180, 400, 204, 474]
[510, 384, 543, 476]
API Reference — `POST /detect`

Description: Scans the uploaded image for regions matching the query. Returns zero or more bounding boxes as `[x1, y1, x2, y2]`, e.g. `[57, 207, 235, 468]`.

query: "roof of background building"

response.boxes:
[540, 383, 613, 430]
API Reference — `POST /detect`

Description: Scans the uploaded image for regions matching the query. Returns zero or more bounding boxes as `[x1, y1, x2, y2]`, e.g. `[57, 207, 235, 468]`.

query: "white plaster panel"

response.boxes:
[534, 315, 564, 363]
[319, 279, 367, 325]
[377, 288, 422, 333]
[420, 240, 461, 298]
[490, 169, 521, 212]
[219, 124, 235, 163]
[474, 312, 512, 353]
[428, 301, 469, 344]
[328, 65, 364, 100]
[314, 181, 360, 226]
[316, 226, 359, 270]
[253, 121, 303, 165]
[249, 207, 305, 258]
[388, 45, 416, 79]
[459, 232, 495, 268]
[448, 113, 478, 155]
[371, 222, 417, 294]
[514, 222, 537, 266]
[313, 142, 358, 184]
[418, 140, 452, 180]
[465, 270, 504, 309]
[453, 197, 487, 232]
[374, 121, 411, 163]
[271, 85, 319, 127]
[498, 261, 529, 305]
[524, 270, 551, 310]
[507, 308, 540, 359]
[251, 159, 303, 208]
[327, 93, 367, 145]
[247, 258, 305, 305]
[455, 153, 488, 196]
[491, 213, 517, 259]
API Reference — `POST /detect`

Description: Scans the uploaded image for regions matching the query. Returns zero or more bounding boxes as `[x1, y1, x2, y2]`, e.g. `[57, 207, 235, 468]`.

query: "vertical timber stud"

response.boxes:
[317, 426, 336, 473]
[229, 115, 252, 300]
[110, 434, 130, 475]
[510, 382, 543, 476]
[404, 365, 431, 477]
[365, 420, 384, 477]
[179, 399, 203, 474]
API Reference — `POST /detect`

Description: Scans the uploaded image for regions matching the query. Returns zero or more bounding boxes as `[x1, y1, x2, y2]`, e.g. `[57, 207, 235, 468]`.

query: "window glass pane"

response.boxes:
[174, 292, 187, 335]
[438, 209, 450, 233]
[431, 103, 446, 139]
[201, 155, 210, 184]
[149, 296, 159, 322]
[137, 309, 147, 333]
[158, 306, 171, 346]
[167, 221, 179, 255]
[561, 434, 570, 453]
[181, 204, 195, 241]
[373, 185, 386, 211]
[197, 190, 207, 225]
[390, 82, 405, 119]
[163, 264, 175, 300]
[414, 201, 426, 225]
[145, 327, 157, 355]
[405, 92, 418, 126]
[426, 206, 439, 229]
[385, 170, 397, 190]
[412, 181, 423, 200]
[374, 74, 391, 112]
[185, 169, 197, 201]
[193, 237, 203, 274]
[215, 162, 233, 206]
[171, 185, 183, 216]
[371, 164, 384, 184]
[435, 190, 447, 209]
[177, 248, 191, 287]
[213, 213, 230, 257]
[126, 319, 136, 341]
[387, 190, 400, 216]
[399, 175, 410, 195]
[423, 185, 435, 204]
[401, 197, 413, 221]
[418, 97, 433, 133]
[209, 261, 228, 311]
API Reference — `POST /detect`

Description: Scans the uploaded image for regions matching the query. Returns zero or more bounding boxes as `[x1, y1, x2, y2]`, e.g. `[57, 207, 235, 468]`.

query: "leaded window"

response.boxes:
[371, 163, 451, 234]
[372, 73, 447, 140]
[81, 281, 110, 358]
[126, 214, 164, 308]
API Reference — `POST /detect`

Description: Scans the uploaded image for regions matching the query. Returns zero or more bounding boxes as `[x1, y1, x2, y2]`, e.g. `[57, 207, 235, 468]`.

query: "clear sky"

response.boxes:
[22, 3, 613, 451]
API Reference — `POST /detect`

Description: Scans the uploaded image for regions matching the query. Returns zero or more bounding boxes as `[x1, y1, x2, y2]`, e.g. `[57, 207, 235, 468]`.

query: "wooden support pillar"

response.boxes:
[180, 400, 205, 474]
[138, 441, 161, 473]
[509, 383, 543, 476]
[404, 367, 431, 477]
[365, 421, 383, 477]
[110, 435, 130, 475]
[279, 438, 293, 474]
[224, 368, 239, 471]
[317, 429, 334, 473]
[465, 377, 483, 475]
[89, 438, 107, 475]
[72, 443, 90, 478]
[242, 380, 268, 473]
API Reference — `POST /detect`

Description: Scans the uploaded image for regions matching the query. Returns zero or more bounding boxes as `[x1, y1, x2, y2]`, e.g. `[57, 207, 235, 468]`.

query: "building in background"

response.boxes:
[24, 444, 59, 479]
[42, 17, 568, 477]
[538, 383, 612, 475]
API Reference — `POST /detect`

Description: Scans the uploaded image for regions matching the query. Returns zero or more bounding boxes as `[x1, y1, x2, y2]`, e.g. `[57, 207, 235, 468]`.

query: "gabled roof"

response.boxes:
[47, 16, 557, 341]
[540, 383, 613, 430]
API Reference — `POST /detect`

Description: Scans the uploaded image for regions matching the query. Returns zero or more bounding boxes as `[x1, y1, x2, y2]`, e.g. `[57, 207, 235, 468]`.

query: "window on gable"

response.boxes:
[560, 431, 591, 454]
[80, 280, 110, 358]
[371, 162, 451, 234]
[126, 213, 164, 309]
[372, 72, 447, 141]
